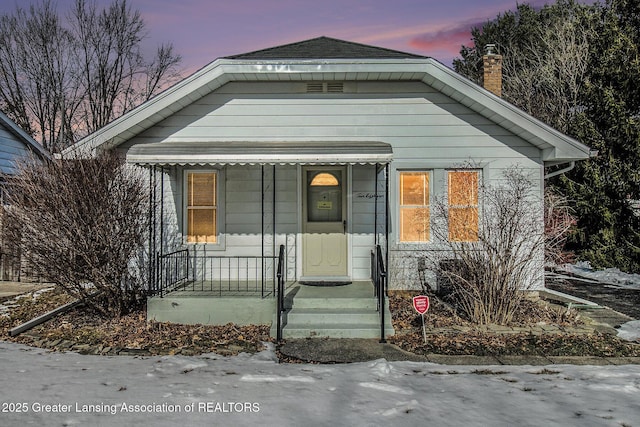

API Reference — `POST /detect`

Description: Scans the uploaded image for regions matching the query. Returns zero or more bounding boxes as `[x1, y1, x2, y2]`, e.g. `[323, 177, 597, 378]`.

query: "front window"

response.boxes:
[448, 170, 479, 242]
[186, 171, 217, 243]
[399, 171, 430, 242]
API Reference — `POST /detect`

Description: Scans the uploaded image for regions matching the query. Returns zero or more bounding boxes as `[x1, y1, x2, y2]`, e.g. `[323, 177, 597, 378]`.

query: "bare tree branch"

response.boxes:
[2, 152, 150, 317]
[0, 0, 182, 152]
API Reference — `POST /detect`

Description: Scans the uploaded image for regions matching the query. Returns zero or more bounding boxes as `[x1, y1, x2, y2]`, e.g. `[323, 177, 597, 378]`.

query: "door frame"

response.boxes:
[297, 165, 352, 282]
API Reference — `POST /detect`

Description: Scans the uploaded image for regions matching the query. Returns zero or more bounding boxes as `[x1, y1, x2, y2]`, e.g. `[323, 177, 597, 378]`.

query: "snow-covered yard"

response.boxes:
[2, 264, 640, 426]
[0, 341, 639, 427]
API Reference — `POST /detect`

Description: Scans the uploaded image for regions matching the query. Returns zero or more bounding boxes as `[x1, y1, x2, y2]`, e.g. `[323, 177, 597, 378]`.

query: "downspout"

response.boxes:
[544, 150, 597, 180]
[544, 161, 575, 180]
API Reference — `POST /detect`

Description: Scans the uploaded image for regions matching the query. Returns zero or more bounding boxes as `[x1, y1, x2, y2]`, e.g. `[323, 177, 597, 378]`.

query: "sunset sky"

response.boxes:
[0, 0, 591, 75]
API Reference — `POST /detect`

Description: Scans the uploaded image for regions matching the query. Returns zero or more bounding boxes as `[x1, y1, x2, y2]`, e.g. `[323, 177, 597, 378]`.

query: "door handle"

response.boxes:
[343, 220, 347, 233]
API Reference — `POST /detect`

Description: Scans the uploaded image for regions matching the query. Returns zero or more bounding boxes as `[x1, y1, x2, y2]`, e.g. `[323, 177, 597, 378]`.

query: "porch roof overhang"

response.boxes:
[126, 140, 393, 165]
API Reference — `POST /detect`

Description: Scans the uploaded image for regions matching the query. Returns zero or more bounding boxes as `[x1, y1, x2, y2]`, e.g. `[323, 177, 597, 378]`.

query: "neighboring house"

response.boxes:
[0, 110, 51, 281]
[64, 37, 592, 338]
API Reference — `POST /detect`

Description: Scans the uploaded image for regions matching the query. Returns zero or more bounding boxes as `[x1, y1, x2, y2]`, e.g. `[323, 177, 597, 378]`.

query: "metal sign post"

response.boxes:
[412, 295, 430, 344]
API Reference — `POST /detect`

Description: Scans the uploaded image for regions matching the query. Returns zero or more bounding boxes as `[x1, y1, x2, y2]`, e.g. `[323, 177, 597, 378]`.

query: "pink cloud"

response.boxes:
[408, 18, 486, 57]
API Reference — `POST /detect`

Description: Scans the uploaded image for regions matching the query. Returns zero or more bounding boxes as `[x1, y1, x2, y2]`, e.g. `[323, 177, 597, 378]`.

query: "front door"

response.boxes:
[302, 167, 348, 279]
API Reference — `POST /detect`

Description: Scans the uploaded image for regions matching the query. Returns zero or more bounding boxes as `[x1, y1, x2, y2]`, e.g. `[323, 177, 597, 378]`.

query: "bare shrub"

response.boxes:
[428, 167, 545, 325]
[2, 151, 149, 317]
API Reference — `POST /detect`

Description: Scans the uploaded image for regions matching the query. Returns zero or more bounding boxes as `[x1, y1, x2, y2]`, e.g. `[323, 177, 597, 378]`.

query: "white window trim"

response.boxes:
[183, 168, 226, 249]
[397, 169, 433, 244]
[446, 168, 482, 243]
[391, 162, 489, 248]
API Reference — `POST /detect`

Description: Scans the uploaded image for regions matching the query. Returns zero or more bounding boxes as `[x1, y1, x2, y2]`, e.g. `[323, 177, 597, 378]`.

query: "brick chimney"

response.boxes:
[482, 44, 502, 97]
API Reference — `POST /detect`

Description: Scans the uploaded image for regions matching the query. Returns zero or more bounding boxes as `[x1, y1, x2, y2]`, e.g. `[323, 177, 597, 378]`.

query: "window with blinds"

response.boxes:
[448, 170, 479, 242]
[186, 171, 217, 243]
[399, 171, 431, 242]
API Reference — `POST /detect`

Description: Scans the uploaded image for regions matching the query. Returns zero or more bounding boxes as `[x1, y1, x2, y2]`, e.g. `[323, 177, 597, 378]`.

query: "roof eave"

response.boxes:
[0, 110, 52, 161]
[421, 61, 592, 163]
[65, 58, 592, 163]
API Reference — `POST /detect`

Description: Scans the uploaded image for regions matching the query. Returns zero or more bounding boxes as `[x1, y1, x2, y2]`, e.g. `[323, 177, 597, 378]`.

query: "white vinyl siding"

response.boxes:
[0, 123, 32, 175]
[126, 80, 543, 288]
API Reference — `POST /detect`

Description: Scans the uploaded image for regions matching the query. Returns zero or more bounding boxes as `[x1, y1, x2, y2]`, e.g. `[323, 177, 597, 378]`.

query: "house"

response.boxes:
[0, 110, 52, 280]
[0, 110, 50, 179]
[64, 37, 592, 339]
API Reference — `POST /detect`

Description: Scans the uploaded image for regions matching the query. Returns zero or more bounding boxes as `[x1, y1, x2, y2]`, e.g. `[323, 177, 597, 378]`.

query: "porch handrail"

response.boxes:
[371, 245, 387, 343]
[155, 248, 190, 297]
[276, 244, 285, 342]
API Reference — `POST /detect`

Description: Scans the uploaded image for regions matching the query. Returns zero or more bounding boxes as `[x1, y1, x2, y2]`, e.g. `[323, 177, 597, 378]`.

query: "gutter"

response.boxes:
[544, 149, 598, 180]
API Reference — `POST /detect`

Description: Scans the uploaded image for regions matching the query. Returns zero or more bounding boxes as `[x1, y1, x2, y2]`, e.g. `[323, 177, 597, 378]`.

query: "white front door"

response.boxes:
[302, 167, 348, 279]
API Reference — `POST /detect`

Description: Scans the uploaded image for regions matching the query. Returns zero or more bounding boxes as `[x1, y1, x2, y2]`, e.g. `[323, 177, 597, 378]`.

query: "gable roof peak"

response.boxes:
[0, 109, 51, 161]
[225, 36, 428, 60]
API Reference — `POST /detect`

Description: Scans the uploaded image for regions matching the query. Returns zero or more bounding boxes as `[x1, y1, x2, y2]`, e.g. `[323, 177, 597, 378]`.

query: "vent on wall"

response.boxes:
[306, 82, 344, 93]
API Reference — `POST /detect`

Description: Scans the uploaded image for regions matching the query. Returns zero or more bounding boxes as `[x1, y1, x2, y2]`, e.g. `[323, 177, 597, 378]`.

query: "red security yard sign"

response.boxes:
[412, 295, 430, 314]
[412, 295, 430, 344]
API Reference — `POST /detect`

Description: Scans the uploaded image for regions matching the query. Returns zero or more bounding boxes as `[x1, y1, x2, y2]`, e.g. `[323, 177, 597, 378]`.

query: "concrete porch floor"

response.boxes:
[283, 280, 376, 303]
[147, 280, 395, 340]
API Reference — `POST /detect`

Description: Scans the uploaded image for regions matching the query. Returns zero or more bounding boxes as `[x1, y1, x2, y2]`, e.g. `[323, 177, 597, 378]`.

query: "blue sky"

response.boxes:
[0, 0, 590, 74]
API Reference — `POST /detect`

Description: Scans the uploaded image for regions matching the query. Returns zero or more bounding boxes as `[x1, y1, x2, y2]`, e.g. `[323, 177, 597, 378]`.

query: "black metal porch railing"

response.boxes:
[371, 244, 387, 343]
[155, 248, 190, 297]
[153, 248, 283, 298]
[190, 254, 279, 297]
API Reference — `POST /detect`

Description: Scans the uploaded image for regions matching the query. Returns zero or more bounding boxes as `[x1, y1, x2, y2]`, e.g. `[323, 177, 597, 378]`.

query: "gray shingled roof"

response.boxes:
[226, 36, 428, 60]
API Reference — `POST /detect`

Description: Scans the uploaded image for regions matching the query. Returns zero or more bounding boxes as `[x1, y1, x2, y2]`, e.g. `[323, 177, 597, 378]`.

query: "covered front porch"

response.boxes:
[137, 140, 393, 340]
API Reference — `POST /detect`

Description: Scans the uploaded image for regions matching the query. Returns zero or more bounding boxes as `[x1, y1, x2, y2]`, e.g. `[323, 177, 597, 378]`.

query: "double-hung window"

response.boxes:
[448, 170, 479, 242]
[399, 171, 431, 242]
[186, 171, 218, 244]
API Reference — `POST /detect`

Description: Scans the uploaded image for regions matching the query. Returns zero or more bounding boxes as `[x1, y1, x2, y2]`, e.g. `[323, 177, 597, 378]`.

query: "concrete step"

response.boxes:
[290, 296, 378, 310]
[282, 323, 394, 339]
[286, 308, 381, 325]
[274, 281, 395, 339]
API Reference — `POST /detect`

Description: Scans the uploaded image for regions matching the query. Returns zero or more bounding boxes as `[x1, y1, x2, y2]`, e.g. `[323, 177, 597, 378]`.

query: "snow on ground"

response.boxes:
[0, 287, 55, 318]
[557, 262, 640, 343]
[0, 341, 639, 427]
[616, 322, 639, 343]
[561, 262, 640, 290]
[618, 321, 640, 342]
